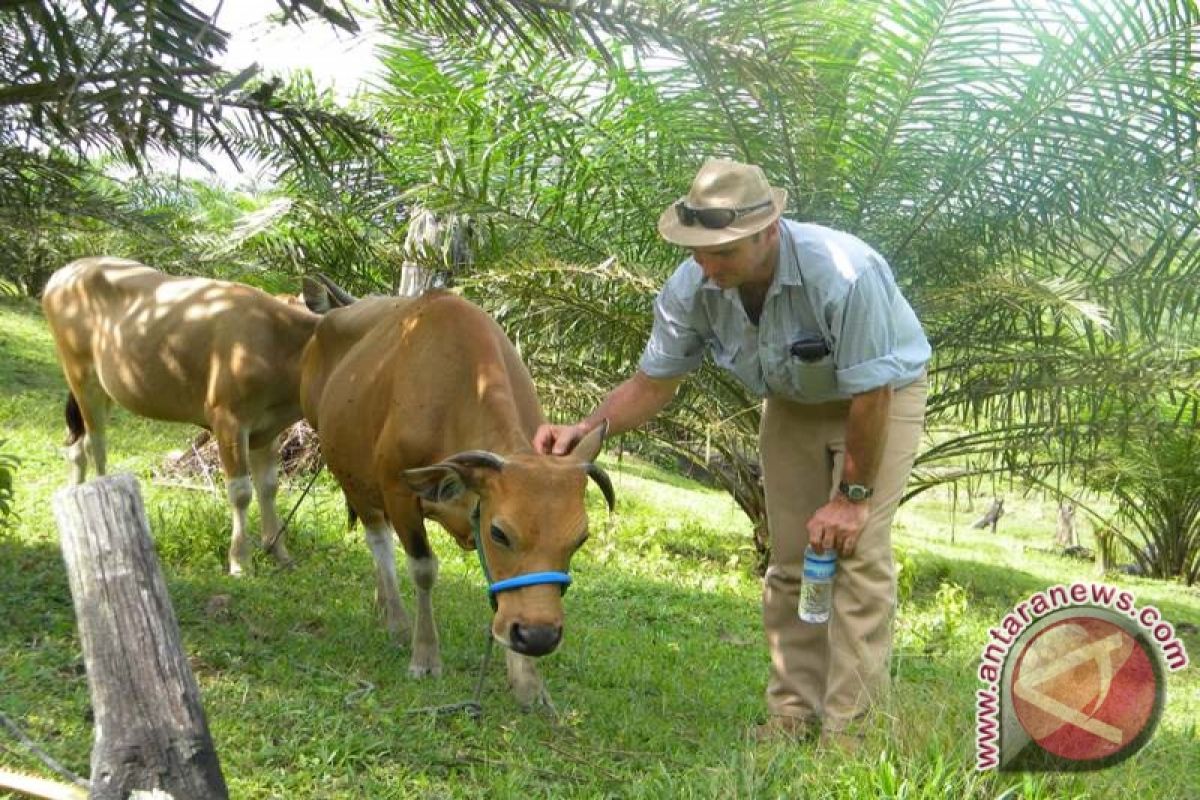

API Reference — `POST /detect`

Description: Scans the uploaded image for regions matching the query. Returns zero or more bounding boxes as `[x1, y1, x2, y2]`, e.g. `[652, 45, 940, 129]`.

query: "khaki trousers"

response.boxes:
[759, 375, 927, 731]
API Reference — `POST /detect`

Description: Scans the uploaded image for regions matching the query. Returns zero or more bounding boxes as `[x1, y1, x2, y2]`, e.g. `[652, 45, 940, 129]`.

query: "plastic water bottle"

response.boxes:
[798, 546, 837, 624]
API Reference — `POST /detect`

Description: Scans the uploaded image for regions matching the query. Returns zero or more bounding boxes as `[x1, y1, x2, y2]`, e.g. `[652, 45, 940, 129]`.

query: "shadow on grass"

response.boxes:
[0, 525, 764, 789]
[908, 548, 1200, 632]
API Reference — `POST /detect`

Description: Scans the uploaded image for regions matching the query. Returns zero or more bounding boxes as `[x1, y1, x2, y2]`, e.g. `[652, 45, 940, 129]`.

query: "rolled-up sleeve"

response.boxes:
[830, 256, 908, 394]
[639, 281, 706, 379]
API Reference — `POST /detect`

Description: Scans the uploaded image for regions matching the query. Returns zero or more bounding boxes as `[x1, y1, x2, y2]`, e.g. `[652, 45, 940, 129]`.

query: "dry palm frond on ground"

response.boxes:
[155, 421, 321, 484]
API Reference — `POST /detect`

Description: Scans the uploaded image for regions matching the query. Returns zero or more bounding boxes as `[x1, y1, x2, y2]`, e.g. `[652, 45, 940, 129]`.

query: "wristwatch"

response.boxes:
[838, 482, 874, 502]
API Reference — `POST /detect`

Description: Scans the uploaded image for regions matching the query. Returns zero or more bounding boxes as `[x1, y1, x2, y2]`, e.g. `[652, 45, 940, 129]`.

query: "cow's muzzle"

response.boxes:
[509, 622, 563, 656]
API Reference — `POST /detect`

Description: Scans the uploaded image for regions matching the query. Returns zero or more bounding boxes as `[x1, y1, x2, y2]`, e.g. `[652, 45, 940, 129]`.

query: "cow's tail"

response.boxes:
[346, 499, 359, 531]
[64, 392, 85, 446]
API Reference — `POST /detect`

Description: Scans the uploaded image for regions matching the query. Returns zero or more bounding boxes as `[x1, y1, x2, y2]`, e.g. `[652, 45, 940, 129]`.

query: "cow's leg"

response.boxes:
[506, 650, 553, 711]
[66, 438, 88, 484]
[406, 549, 441, 677]
[211, 411, 254, 576]
[386, 496, 441, 678]
[65, 379, 111, 484]
[248, 439, 293, 568]
[360, 510, 412, 643]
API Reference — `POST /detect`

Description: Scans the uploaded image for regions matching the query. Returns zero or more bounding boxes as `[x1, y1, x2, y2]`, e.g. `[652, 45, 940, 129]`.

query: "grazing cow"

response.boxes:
[41, 257, 320, 574]
[299, 281, 614, 708]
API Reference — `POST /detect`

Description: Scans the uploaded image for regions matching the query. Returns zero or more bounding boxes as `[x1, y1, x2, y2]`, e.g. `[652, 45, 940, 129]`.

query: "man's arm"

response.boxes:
[839, 383, 892, 490]
[533, 370, 684, 456]
[806, 383, 892, 556]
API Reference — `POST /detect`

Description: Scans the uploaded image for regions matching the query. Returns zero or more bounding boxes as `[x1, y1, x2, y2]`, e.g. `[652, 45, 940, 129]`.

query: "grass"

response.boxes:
[1, 295, 1197, 798]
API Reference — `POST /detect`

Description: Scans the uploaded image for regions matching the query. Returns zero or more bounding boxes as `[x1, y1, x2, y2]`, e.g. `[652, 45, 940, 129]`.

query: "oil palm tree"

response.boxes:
[322, 0, 1200, 565]
[0, 0, 383, 290]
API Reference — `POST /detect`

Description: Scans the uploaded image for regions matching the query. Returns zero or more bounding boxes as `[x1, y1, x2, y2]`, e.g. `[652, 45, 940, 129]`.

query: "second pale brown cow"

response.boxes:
[299, 282, 613, 708]
[42, 257, 320, 575]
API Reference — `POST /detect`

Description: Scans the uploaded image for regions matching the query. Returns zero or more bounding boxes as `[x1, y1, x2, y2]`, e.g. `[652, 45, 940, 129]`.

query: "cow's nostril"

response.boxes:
[509, 622, 563, 656]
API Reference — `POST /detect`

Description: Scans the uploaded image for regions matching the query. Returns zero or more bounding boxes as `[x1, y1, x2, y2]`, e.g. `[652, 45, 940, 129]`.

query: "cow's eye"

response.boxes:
[490, 525, 511, 547]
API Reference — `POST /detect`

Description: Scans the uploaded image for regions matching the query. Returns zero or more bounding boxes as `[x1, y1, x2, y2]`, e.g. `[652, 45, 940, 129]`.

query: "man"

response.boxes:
[533, 158, 930, 749]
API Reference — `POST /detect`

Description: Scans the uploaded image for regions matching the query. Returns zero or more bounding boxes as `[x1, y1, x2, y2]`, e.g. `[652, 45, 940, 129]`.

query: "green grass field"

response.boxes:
[1, 296, 1197, 798]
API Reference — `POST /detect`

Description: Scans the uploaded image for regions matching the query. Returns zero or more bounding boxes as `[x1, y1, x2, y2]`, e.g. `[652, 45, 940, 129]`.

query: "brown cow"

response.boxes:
[299, 282, 613, 707]
[41, 257, 320, 574]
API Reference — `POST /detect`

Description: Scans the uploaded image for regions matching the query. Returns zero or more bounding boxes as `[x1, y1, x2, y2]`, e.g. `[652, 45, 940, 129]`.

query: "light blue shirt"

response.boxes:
[638, 219, 931, 402]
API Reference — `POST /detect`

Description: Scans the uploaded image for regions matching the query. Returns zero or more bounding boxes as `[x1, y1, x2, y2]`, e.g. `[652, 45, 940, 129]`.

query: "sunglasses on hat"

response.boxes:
[673, 198, 774, 229]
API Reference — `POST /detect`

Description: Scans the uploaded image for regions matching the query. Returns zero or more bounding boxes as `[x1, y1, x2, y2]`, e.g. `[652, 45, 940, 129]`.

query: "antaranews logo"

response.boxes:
[975, 582, 1189, 772]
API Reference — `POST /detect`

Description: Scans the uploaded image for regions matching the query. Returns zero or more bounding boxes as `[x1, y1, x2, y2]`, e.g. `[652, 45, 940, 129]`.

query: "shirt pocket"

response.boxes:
[765, 337, 839, 400]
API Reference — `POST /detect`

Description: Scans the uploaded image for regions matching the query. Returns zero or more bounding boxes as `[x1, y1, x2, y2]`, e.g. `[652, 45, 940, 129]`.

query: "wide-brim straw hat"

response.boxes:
[657, 158, 787, 248]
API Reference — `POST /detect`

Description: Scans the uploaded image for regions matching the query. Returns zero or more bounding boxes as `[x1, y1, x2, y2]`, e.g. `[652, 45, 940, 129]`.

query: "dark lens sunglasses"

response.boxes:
[674, 198, 773, 229]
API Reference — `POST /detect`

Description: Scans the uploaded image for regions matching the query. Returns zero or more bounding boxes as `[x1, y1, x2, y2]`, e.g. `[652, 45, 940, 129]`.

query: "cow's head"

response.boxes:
[403, 423, 614, 657]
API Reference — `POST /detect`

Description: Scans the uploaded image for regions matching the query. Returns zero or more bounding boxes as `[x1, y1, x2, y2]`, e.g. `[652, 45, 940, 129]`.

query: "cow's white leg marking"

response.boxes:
[364, 520, 411, 642]
[249, 441, 291, 567]
[226, 475, 254, 576]
[69, 384, 111, 483]
[67, 438, 88, 485]
[213, 415, 255, 576]
[407, 554, 442, 677]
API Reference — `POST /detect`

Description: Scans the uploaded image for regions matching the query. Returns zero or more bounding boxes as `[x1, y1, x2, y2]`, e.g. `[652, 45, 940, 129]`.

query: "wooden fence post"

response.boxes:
[51, 474, 228, 800]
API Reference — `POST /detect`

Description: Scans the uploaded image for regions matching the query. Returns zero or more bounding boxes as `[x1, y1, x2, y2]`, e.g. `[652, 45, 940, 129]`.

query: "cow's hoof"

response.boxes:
[228, 564, 247, 578]
[408, 660, 442, 678]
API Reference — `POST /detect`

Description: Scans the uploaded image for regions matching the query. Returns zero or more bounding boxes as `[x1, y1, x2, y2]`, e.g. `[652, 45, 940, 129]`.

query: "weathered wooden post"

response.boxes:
[51, 474, 228, 800]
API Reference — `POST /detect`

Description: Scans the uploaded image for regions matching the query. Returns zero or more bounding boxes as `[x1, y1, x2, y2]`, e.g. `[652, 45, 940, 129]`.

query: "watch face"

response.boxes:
[842, 483, 871, 501]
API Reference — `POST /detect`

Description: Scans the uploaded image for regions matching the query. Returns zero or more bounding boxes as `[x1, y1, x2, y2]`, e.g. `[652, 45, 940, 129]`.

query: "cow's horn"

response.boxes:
[444, 450, 506, 471]
[585, 463, 616, 512]
[314, 272, 358, 307]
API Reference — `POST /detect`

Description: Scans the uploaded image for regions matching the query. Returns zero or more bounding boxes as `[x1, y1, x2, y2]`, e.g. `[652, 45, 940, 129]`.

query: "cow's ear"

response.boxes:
[302, 277, 333, 314]
[403, 466, 467, 502]
[571, 419, 609, 463]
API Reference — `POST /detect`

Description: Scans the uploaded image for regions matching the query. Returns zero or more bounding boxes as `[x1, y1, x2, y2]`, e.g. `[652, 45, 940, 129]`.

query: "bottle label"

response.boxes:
[802, 556, 837, 582]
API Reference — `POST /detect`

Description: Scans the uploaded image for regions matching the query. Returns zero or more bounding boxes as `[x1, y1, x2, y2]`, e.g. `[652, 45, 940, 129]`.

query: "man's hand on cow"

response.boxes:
[806, 496, 871, 557]
[532, 422, 590, 456]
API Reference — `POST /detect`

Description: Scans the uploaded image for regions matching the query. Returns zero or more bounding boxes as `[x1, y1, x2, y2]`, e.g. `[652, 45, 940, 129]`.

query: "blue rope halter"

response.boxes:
[471, 504, 571, 610]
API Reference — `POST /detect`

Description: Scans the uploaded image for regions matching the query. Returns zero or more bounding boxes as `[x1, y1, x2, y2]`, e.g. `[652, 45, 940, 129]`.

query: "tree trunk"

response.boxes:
[51, 474, 228, 800]
[1055, 502, 1077, 548]
[397, 263, 437, 297]
[1095, 527, 1113, 576]
[395, 207, 473, 297]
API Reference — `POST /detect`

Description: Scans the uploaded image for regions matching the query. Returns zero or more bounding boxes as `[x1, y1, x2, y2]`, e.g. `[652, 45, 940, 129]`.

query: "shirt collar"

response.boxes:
[775, 220, 803, 288]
